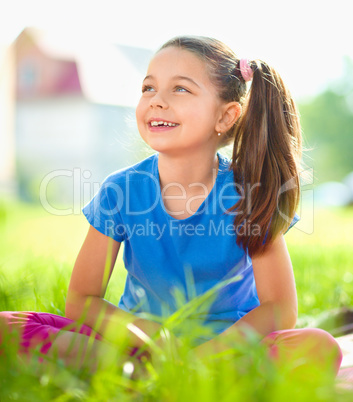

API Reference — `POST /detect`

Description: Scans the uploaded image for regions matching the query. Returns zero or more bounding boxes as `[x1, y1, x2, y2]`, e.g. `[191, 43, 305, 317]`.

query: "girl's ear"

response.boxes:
[216, 102, 242, 133]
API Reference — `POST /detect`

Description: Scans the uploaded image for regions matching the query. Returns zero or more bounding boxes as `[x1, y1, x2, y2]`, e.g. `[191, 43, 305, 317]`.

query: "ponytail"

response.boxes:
[229, 60, 302, 257]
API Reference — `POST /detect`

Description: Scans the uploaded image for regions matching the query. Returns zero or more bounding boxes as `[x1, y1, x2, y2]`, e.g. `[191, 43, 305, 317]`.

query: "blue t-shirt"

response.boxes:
[83, 152, 299, 343]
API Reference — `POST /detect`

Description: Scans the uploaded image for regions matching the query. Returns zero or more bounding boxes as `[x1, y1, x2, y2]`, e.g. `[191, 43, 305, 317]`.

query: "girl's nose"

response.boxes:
[149, 92, 169, 109]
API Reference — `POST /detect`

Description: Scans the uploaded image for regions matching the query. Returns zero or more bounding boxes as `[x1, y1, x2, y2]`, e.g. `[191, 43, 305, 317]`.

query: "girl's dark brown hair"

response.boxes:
[159, 36, 302, 257]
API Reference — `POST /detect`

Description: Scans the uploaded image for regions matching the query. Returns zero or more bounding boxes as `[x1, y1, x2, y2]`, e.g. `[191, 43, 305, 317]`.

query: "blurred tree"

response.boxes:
[299, 56, 353, 184]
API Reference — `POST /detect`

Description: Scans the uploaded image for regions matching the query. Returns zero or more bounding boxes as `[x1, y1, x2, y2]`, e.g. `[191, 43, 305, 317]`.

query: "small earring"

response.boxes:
[217, 132, 221, 136]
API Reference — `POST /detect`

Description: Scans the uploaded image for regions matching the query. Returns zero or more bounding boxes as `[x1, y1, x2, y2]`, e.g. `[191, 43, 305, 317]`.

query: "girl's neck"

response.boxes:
[157, 150, 219, 195]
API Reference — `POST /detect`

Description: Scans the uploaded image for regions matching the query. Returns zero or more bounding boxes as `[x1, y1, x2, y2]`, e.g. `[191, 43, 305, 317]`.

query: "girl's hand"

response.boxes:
[192, 327, 253, 360]
[128, 318, 180, 354]
[128, 318, 162, 347]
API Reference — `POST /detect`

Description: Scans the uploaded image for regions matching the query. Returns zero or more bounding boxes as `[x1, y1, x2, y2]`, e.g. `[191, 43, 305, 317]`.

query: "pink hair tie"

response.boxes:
[239, 58, 253, 82]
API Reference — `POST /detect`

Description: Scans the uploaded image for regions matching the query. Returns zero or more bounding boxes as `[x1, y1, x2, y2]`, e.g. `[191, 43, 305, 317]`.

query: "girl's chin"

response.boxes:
[140, 136, 177, 153]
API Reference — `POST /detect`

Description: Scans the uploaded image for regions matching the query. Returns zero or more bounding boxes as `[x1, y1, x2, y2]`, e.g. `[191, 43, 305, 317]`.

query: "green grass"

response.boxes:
[0, 200, 352, 401]
[287, 207, 353, 319]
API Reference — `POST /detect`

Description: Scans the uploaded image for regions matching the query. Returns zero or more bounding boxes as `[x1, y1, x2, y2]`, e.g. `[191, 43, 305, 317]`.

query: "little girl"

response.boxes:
[0, 36, 342, 374]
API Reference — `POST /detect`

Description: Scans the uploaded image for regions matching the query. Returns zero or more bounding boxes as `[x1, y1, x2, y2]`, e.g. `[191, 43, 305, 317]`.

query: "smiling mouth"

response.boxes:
[149, 120, 179, 127]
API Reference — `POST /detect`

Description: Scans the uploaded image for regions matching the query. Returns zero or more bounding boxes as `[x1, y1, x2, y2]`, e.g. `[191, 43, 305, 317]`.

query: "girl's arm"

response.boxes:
[243, 234, 298, 332]
[194, 235, 298, 355]
[65, 225, 161, 348]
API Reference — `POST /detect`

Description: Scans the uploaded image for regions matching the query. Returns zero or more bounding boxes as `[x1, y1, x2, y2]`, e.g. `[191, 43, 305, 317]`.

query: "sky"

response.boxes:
[0, 0, 352, 100]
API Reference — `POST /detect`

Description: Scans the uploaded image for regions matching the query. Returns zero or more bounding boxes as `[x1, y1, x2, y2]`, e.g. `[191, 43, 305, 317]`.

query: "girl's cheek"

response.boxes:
[136, 98, 149, 117]
[135, 104, 144, 123]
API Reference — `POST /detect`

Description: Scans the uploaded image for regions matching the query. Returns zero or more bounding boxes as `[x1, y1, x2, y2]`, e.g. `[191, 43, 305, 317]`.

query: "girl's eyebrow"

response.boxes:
[143, 75, 201, 88]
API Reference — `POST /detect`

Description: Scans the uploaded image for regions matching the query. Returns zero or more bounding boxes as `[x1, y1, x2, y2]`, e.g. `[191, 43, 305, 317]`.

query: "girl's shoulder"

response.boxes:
[102, 153, 158, 186]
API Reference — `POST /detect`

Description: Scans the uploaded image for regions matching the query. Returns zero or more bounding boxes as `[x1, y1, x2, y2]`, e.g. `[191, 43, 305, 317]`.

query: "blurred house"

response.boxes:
[0, 43, 16, 197]
[8, 27, 153, 209]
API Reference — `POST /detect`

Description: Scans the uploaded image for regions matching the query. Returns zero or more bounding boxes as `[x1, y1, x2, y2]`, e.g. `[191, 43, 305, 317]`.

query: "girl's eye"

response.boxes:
[175, 86, 188, 93]
[142, 85, 155, 93]
[141, 85, 189, 93]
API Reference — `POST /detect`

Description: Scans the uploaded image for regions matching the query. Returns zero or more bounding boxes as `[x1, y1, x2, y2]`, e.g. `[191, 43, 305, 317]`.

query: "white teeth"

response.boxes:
[150, 120, 177, 127]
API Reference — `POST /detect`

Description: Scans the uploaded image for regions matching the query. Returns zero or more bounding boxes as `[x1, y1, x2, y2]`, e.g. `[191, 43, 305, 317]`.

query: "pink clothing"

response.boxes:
[0, 311, 342, 375]
[0, 311, 102, 355]
[261, 327, 342, 375]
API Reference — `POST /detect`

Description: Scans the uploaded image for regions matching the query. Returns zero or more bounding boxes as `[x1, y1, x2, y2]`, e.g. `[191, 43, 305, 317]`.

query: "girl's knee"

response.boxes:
[294, 328, 341, 357]
[0, 311, 15, 338]
[0, 311, 11, 327]
[0, 311, 30, 331]
[267, 328, 343, 373]
[299, 328, 342, 368]
[0, 311, 35, 349]
[0, 311, 23, 352]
